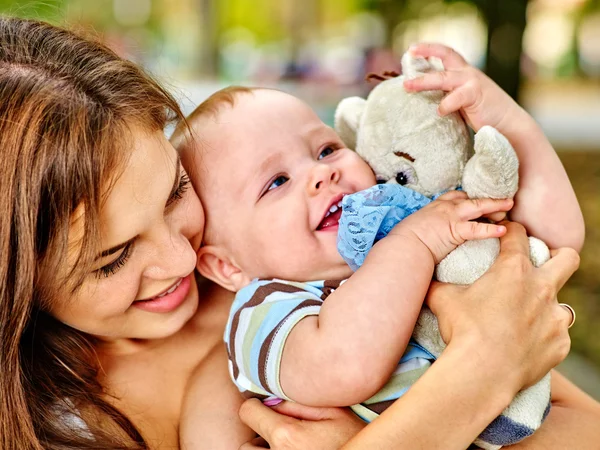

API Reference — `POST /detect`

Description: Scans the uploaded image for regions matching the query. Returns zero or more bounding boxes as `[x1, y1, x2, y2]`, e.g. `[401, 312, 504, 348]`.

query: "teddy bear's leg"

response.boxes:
[528, 236, 550, 267]
[462, 126, 519, 200]
[474, 373, 552, 449]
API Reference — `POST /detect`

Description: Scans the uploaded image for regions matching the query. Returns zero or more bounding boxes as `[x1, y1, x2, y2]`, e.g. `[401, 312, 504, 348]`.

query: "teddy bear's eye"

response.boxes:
[396, 172, 409, 185]
[376, 178, 388, 184]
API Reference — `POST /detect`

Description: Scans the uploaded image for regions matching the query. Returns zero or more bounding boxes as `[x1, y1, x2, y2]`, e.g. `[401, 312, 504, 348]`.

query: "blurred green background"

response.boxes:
[3, 0, 599, 398]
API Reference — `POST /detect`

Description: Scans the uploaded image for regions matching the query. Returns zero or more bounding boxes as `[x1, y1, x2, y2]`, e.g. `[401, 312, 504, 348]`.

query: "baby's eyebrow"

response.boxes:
[257, 152, 284, 176]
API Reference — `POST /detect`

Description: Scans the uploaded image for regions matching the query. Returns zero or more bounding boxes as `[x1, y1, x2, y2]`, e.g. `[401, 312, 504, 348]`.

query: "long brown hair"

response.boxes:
[0, 16, 184, 449]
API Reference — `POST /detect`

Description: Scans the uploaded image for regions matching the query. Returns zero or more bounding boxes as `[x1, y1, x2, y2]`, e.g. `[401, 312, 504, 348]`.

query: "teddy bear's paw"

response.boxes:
[412, 307, 445, 358]
[529, 236, 550, 267]
[436, 238, 500, 285]
[463, 126, 519, 199]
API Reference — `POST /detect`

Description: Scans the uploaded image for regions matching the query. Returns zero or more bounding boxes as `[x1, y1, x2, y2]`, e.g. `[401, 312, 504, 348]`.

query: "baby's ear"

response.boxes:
[334, 96, 366, 150]
[196, 245, 251, 292]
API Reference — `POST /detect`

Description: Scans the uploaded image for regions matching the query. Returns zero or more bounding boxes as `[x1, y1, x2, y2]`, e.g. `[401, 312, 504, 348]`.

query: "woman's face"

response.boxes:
[50, 125, 205, 341]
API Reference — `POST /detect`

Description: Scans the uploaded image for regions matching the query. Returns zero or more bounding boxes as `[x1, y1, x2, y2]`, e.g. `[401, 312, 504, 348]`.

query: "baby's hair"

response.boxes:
[171, 85, 256, 151]
[190, 85, 256, 121]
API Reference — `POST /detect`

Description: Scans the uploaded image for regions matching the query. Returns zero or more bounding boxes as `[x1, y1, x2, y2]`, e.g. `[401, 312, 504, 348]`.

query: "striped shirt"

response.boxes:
[224, 278, 435, 421]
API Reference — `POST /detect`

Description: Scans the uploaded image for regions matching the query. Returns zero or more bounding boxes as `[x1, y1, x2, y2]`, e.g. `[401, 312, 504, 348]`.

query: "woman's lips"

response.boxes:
[132, 275, 191, 313]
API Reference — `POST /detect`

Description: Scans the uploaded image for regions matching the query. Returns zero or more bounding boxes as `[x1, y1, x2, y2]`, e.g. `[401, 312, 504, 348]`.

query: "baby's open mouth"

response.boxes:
[317, 199, 343, 230]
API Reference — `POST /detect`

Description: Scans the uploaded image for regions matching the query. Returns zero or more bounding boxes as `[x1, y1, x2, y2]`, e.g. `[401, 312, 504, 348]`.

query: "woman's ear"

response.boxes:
[196, 245, 251, 292]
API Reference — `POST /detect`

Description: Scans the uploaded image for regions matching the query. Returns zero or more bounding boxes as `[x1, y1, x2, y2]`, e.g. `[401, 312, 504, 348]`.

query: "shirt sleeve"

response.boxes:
[224, 279, 324, 400]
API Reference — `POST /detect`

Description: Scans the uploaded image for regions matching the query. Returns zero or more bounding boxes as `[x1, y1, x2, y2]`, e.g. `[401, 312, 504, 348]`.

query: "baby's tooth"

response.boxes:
[329, 204, 338, 213]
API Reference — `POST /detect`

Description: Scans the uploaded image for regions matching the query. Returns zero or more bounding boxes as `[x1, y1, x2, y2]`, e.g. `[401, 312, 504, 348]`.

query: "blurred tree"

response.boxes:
[362, 0, 407, 47]
[0, 0, 65, 22]
[448, 0, 528, 101]
[197, 0, 220, 77]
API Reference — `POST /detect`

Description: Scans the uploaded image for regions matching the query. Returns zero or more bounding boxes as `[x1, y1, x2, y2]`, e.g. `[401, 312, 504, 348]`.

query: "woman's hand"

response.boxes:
[427, 221, 579, 390]
[238, 399, 364, 450]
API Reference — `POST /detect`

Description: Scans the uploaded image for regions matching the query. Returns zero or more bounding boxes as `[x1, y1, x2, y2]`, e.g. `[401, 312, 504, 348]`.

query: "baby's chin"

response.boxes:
[305, 263, 354, 282]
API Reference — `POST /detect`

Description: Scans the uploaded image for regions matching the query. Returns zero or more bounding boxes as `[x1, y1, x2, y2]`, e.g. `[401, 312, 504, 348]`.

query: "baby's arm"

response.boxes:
[180, 344, 255, 449]
[406, 43, 584, 252]
[279, 193, 512, 407]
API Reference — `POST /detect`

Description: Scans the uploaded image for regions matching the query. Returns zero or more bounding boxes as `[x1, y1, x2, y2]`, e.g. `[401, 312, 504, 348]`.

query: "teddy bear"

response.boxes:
[333, 51, 552, 450]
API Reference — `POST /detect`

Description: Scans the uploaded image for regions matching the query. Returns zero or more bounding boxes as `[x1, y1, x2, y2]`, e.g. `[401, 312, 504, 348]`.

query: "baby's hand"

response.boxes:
[389, 191, 513, 264]
[403, 43, 523, 134]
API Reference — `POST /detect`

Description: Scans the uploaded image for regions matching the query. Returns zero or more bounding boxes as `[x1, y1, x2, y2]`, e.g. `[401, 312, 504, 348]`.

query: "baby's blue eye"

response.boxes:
[318, 147, 335, 160]
[267, 175, 289, 191]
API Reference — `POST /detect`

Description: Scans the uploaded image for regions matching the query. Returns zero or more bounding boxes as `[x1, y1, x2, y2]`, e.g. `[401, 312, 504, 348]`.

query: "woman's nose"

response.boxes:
[307, 164, 339, 195]
[143, 224, 197, 280]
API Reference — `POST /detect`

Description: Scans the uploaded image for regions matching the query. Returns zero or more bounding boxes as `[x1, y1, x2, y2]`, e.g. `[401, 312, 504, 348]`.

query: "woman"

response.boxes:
[0, 16, 596, 450]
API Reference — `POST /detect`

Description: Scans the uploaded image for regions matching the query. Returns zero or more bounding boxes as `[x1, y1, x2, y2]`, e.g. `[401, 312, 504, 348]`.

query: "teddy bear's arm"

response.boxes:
[462, 126, 519, 200]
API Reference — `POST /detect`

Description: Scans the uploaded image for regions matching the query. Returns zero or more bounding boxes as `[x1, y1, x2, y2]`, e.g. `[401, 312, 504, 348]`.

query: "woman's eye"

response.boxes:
[318, 147, 335, 160]
[166, 172, 191, 207]
[95, 242, 133, 279]
[267, 175, 289, 192]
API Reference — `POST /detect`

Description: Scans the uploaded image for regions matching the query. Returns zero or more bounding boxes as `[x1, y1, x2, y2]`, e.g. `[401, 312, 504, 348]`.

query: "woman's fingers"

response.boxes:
[425, 281, 464, 314]
[239, 398, 285, 441]
[239, 437, 269, 449]
[496, 221, 530, 260]
[409, 42, 468, 69]
[271, 401, 339, 421]
[541, 247, 580, 291]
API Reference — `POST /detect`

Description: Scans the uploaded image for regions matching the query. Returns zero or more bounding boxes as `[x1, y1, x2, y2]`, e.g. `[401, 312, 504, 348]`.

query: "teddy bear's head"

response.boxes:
[334, 52, 472, 198]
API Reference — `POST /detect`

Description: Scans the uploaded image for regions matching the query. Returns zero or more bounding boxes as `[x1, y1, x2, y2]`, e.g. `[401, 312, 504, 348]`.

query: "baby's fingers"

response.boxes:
[455, 221, 506, 242]
[436, 190, 468, 201]
[457, 197, 514, 220]
[483, 211, 508, 222]
[408, 42, 468, 70]
[438, 84, 478, 116]
[404, 69, 468, 93]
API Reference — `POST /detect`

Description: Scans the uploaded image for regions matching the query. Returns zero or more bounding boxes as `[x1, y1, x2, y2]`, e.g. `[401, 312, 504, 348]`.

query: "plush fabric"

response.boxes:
[338, 184, 552, 449]
[334, 51, 552, 449]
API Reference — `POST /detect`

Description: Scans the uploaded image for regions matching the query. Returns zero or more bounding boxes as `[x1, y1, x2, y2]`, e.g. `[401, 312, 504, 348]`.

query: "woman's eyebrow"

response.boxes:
[95, 154, 181, 261]
[97, 237, 136, 260]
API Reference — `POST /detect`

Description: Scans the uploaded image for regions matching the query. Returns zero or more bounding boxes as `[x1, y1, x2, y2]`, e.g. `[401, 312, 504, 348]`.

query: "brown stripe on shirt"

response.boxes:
[362, 399, 396, 415]
[228, 282, 306, 381]
[320, 279, 343, 300]
[257, 298, 323, 394]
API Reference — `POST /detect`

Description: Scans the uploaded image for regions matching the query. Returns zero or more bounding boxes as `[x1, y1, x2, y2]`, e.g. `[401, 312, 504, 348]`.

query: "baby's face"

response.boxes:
[193, 89, 376, 283]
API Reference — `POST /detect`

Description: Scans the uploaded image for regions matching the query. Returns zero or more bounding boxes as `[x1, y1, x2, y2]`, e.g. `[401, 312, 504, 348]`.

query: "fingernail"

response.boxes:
[498, 226, 506, 233]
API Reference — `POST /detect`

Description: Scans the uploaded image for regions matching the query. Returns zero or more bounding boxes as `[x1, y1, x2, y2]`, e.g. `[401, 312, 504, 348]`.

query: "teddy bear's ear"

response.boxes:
[334, 96, 366, 150]
[401, 51, 444, 80]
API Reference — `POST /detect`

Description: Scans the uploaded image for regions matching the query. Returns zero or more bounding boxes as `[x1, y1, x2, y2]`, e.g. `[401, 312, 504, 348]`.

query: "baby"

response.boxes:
[174, 48, 583, 449]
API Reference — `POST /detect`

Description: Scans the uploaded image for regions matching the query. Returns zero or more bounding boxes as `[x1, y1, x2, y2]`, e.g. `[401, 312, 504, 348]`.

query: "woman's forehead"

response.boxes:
[72, 127, 178, 254]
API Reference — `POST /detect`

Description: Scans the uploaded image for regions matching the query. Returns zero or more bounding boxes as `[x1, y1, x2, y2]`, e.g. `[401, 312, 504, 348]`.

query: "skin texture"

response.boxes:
[57, 126, 203, 342]
[189, 89, 377, 288]
[62, 125, 219, 448]
[182, 89, 511, 411]
[59, 44, 592, 449]
[238, 224, 596, 450]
